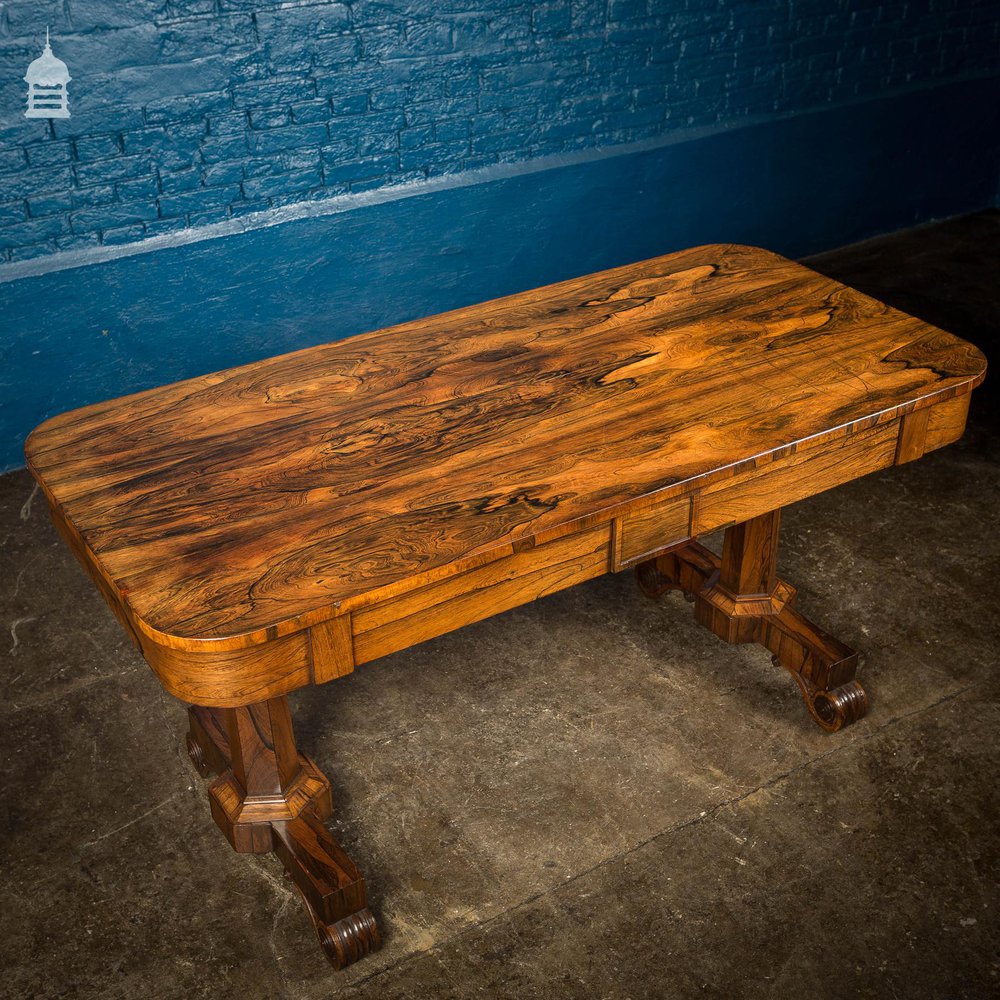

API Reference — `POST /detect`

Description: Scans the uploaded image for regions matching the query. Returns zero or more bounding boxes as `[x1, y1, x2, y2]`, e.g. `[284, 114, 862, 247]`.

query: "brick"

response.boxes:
[0, 200, 26, 225]
[472, 128, 539, 155]
[27, 191, 75, 218]
[478, 82, 547, 113]
[232, 77, 317, 109]
[320, 138, 360, 164]
[483, 11, 533, 46]
[368, 86, 408, 112]
[145, 91, 233, 126]
[404, 96, 478, 127]
[25, 141, 74, 167]
[156, 13, 257, 61]
[144, 217, 192, 238]
[250, 108, 291, 130]
[241, 167, 323, 200]
[189, 207, 232, 227]
[330, 93, 369, 116]
[158, 184, 242, 219]
[51, 105, 146, 140]
[0, 149, 26, 173]
[405, 21, 452, 56]
[0, 0, 994, 265]
[122, 128, 167, 155]
[356, 132, 399, 156]
[160, 169, 203, 194]
[533, 4, 573, 35]
[312, 33, 362, 68]
[69, 0, 166, 30]
[291, 101, 333, 125]
[55, 232, 101, 252]
[71, 202, 159, 232]
[75, 156, 153, 186]
[608, 0, 648, 21]
[9, 241, 58, 261]
[74, 135, 123, 161]
[248, 123, 330, 156]
[400, 139, 469, 171]
[451, 15, 493, 53]
[445, 74, 480, 98]
[399, 126, 434, 151]
[255, 4, 350, 41]
[0, 215, 70, 249]
[244, 157, 284, 179]
[229, 199, 271, 218]
[359, 25, 406, 59]
[0, 165, 70, 202]
[117, 176, 161, 201]
[71, 185, 117, 209]
[284, 149, 321, 171]
[202, 161, 245, 186]
[209, 112, 250, 136]
[199, 134, 250, 163]
[351, 170, 422, 192]
[323, 155, 399, 184]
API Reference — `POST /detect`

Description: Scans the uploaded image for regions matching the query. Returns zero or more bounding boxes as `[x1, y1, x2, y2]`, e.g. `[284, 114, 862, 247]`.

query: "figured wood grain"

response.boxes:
[895, 408, 931, 464]
[353, 525, 608, 665]
[309, 614, 355, 684]
[923, 393, 971, 448]
[690, 419, 900, 534]
[185, 701, 379, 968]
[25, 243, 986, 705]
[618, 494, 693, 567]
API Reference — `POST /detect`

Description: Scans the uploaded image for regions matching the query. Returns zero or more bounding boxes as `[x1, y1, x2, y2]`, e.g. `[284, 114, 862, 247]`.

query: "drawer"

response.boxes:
[353, 525, 610, 665]
[617, 494, 692, 568]
[692, 420, 899, 535]
[924, 394, 971, 453]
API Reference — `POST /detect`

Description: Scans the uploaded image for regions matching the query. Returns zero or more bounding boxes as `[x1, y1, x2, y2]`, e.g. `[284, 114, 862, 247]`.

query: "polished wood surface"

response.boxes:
[186, 700, 380, 967]
[26, 243, 985, 969]
[26, 246, 984, 682]
[636, 511, 866, 732]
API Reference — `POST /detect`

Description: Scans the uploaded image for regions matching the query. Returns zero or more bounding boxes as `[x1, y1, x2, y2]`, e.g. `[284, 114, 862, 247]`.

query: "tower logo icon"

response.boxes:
[25, 28, 71, 119]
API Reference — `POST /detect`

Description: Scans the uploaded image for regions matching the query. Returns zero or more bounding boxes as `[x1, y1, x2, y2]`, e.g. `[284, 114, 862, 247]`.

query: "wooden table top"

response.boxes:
[26, 244, 986, 653]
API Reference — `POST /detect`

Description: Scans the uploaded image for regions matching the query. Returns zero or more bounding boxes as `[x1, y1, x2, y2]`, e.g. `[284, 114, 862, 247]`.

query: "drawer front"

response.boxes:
[353, 526, 610, 665]
[692, 420, 899, 535]
[617, 494, 692, 568]
[924, 393, 971, 453]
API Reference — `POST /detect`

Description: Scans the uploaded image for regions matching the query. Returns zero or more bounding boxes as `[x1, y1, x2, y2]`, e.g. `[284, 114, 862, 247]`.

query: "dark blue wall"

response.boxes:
[1, 0, 999, 262]
[2, 2, 1000, 472]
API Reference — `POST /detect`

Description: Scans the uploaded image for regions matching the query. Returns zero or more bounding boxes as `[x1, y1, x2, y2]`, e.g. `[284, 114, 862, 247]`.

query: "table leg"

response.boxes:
[185, 698, 381, 968]
[636, 508, 868, 732]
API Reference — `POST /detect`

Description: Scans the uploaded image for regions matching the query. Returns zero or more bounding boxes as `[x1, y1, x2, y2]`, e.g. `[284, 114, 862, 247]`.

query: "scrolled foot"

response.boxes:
[186, 731, 215, 777]
[793, 675, 868, 733]
[320, 909, 381, 969]
[296, 884, 382, 969]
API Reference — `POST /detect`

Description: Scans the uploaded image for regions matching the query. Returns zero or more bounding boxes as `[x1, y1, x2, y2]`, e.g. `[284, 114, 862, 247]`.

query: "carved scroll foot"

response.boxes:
[637, 510, 868, 732]
[185, 701, 382, 969]
[297, 886, 381, 968]
[787, 668, 868, 733]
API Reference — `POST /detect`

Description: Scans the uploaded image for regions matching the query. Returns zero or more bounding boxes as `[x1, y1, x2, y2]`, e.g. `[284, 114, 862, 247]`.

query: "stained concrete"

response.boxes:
[2, 213, 998, 999]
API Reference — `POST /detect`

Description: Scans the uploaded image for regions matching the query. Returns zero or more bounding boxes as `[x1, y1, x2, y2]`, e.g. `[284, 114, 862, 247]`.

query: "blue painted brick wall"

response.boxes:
[0, 0, 998, 264]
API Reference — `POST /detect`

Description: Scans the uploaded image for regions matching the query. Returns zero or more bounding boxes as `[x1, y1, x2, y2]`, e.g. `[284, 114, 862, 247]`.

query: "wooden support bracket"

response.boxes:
[186, 700, 381, 968]
[637, 509, 868, 732]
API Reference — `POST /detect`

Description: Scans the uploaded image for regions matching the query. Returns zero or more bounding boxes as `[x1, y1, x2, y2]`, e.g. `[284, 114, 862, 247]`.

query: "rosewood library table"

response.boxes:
[25, 244, 985, 968]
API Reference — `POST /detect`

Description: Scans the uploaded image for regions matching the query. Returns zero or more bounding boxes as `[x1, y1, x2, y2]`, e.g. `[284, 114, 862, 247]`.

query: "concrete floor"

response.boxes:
[2, 213, 998, 999]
